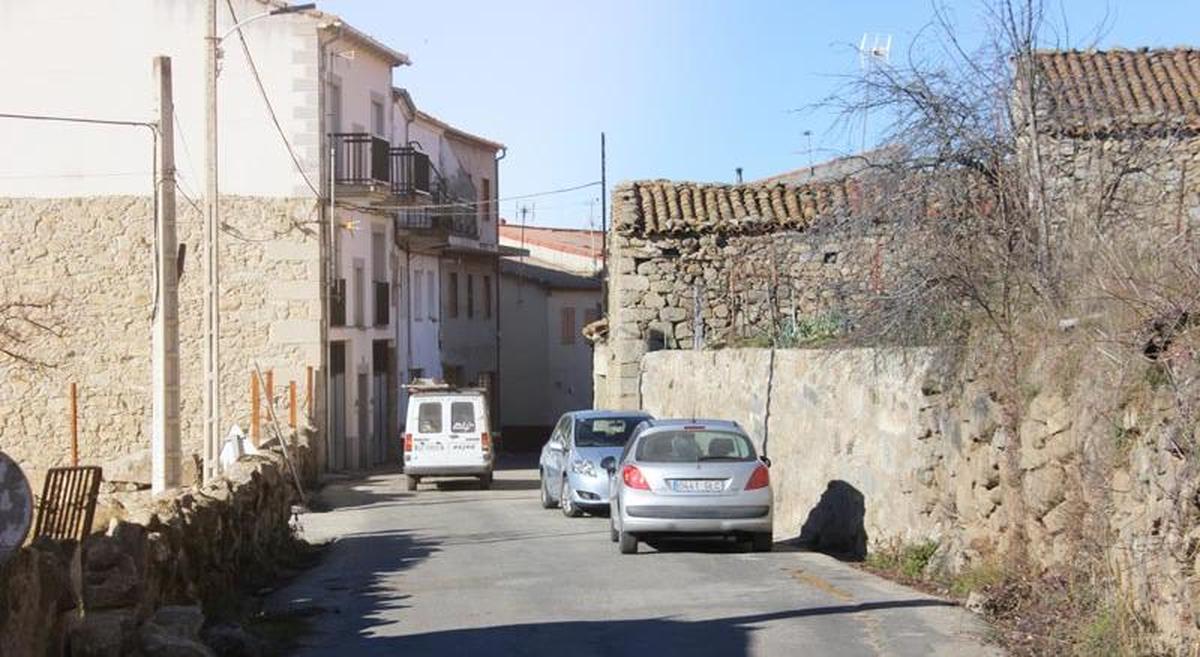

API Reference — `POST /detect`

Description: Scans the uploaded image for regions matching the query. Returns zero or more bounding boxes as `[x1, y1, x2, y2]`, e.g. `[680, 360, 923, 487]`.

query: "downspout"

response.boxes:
[494, 146, 507, 436]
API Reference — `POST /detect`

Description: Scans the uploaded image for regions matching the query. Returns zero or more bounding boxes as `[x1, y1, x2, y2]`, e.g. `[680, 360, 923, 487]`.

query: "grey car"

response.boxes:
[538, 410, 653, 517]
[605, 419, 773, 554]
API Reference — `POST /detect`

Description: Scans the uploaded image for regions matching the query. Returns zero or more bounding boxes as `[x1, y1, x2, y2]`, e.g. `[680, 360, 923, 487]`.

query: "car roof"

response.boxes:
[638, 418, 744, 432]
[568, 409, 653, 420]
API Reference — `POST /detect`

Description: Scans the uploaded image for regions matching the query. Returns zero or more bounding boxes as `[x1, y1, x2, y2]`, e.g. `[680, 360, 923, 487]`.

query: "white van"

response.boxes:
[402, 384, 494, 491]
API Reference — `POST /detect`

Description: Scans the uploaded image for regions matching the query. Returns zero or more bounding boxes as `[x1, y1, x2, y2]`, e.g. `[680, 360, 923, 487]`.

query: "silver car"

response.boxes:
[538, 410, 653, 517]
[605, 419, 773, 554]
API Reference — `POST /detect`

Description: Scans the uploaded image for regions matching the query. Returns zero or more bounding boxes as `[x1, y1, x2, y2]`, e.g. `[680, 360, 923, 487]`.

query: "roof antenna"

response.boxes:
[857, 32, 892, 151]
[735, 167, 743, 184]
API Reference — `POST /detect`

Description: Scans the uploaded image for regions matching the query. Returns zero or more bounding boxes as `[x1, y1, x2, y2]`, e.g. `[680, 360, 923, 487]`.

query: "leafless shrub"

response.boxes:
[0, 298, 60, 368]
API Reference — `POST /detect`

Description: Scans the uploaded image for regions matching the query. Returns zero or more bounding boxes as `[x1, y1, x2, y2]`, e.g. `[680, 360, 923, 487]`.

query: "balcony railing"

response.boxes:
[374, 281, 390, 327]
[390, 147, 432, 196]
[332, 133, 390, 186]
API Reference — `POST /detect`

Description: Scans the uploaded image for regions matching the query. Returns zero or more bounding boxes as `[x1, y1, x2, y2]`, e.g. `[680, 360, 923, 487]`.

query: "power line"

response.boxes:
[224, 0, 321, 198]
[365, 180, 602, 211]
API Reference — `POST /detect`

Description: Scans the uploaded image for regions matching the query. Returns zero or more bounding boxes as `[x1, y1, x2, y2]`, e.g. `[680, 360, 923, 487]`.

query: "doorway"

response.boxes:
[330, 341, 346, 471]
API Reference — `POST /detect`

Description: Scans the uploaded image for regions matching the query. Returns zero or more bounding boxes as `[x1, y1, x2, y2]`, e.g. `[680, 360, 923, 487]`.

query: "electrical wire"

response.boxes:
[224, 0, 321, 198]
[362, 180, 602, 212]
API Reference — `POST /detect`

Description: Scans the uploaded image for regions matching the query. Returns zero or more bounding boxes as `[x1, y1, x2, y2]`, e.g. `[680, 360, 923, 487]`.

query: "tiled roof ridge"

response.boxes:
[615, 178, 857, 237]
[1028, 48, 1200, 135]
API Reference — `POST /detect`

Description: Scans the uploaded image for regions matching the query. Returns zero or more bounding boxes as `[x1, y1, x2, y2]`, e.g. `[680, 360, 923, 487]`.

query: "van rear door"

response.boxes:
[447, 398, 488, 464]
[409, 397, 453, 467]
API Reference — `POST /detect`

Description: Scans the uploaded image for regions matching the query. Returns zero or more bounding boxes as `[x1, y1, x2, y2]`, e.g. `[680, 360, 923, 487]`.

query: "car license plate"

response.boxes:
[669, 479, 725, 493]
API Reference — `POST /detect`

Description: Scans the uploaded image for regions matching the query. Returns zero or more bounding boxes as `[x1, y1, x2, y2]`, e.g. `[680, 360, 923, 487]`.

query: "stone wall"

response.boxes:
[0, 195, 326, 482]
[597, 180, 886, 410]
[0, 442, 309, 657]
[638, 347, 1200, 650]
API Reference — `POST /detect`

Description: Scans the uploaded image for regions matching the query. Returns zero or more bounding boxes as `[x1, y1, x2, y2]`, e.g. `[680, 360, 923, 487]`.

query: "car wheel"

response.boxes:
[751, 532, 774, 552]
[478, 473, 493, 490]
[618, 530, 638, 554]
[539, 473, 556, 509]
[560, 479, 581, 518]
[404, 475, 419, 492]
[609, 516, 619, 543]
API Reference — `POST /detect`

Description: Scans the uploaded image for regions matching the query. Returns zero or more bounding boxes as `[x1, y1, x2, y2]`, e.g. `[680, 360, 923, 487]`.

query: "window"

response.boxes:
[574, 417, 644, 447]
[584, 306, 600, 327]
[484, 276, 493, 318]
[466, 274, 475, 319]
[447, 272, 460, 318]
[371, 99, 385, 137]
[412, 268, 423, 321]
[417, 402, 442, 434]
[353, 261, 365, 327]
[450, 402, 476, 433]
[636, 430, 756, 463]
[426, 271, 437, 321]
[479, 178, 491, 222]
[560, 307, 576, 345]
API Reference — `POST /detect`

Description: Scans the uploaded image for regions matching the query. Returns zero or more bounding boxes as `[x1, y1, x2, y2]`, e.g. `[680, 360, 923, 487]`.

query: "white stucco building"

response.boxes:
[498, 224, 602, 449]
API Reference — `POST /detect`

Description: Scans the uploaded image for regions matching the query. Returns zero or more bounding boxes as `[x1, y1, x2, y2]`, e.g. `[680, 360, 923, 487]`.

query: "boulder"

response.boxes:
[68, 609, 137, 657]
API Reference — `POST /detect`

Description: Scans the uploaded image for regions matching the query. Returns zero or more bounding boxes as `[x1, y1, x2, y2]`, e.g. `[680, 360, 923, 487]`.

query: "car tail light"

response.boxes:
[745, 464, 770, 490]
[622, 464, 650, 490]
[404, 433, 413, 452]
[481, 432, 491, 452]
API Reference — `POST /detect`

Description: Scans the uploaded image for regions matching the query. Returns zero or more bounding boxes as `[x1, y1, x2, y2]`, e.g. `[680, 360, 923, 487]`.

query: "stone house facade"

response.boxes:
[594, 177, 887, 410]
[0, 1, 413, 479]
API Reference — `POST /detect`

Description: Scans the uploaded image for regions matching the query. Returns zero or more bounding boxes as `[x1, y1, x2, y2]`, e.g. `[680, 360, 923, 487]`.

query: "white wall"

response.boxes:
[499, 273, 550, 426]
[545, 289, 598, 416]
[0, 0, 322, 198]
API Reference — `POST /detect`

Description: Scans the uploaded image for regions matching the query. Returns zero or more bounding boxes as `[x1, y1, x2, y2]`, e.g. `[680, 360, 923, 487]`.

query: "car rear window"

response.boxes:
[417, 402, 442, 434]
[451, 401, 476, 432]
[635, 430, 755, 463]
[575, 417, 643, 447]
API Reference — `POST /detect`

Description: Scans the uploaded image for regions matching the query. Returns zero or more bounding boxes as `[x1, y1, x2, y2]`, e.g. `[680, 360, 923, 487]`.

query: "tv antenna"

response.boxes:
[857, 33, 892, 151]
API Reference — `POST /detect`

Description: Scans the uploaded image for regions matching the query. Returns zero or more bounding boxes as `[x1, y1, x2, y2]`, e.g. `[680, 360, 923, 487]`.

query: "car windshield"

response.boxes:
[575, 417, 642, 447]
[635, 430, 756, 463]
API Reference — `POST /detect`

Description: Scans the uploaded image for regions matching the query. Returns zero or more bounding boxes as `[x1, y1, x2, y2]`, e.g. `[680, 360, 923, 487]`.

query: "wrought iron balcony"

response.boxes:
[390, 147, 432, 196]
[331, 133, 390, 186]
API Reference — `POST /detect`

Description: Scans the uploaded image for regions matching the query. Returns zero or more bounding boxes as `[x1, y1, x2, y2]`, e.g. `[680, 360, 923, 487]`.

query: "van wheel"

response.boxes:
[618, 530, 638, 554]
[478, 473, 493, 490]
[539, 473, 556, 509]
[751, 532, 774, 552]
[405, 475, 419, 492]
[560, 479, 581, 518]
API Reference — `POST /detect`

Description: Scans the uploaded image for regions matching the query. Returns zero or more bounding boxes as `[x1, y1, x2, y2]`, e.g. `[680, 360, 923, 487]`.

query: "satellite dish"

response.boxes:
[0, 451, 34, 565]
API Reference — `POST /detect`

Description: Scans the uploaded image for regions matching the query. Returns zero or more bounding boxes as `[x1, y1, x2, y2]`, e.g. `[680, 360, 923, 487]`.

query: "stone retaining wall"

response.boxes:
[0, 441, 308, 657]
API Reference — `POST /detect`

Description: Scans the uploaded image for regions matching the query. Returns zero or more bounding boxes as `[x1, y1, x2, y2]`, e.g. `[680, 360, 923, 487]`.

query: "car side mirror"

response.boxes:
[601, 456, 617, 474]
[759, 455, 772, 468]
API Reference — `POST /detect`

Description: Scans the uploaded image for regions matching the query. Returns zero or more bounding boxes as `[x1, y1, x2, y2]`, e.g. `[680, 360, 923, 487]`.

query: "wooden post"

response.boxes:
[289, 381, 297, 429]
[70, 382, 79, 466]
[306, 365, 314, 418]
[266, 369, 275, 411]
[250, 371, 260, 447]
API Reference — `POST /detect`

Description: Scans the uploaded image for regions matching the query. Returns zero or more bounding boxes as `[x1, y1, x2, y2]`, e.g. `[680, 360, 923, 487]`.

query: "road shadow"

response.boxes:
[793, 480, 868, 561]
[264, 529, 439, 654]
[307, 474, 415, 512]
[312, 599, 956, 657]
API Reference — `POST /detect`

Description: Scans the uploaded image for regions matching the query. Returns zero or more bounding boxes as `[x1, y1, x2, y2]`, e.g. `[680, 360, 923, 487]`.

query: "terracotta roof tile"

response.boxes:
[1032, 48, 1200, 135]
[615, 179, 853, 237]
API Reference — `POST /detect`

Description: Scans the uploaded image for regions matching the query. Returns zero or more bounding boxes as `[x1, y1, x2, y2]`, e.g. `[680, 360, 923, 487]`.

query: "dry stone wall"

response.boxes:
[0, 442, 309, 657]
[0, 196, 325, 482]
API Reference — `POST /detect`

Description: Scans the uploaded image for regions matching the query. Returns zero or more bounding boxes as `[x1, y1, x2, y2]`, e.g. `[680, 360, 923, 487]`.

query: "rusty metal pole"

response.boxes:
[266, 370, 275, 411]
[250, 372, 260, 447]
[70, 382, 79, 466]
[289, 381, 297, 430]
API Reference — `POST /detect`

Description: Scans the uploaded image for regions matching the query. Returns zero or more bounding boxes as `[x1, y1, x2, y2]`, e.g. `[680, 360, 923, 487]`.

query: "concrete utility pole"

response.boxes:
[203, 0, 221, 482]
[152, 56, 182, 494]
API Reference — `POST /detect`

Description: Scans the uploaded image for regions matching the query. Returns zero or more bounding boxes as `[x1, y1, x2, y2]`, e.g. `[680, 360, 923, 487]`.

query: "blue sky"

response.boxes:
[323, 0, 1197, 229]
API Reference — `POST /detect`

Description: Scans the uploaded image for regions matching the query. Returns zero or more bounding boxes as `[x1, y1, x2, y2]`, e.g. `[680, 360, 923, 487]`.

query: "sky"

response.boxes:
[323, 0, 1198, 230]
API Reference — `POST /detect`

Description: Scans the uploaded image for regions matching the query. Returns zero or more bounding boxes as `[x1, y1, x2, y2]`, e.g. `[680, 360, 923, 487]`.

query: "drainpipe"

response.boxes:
[494, 146, 507, 437]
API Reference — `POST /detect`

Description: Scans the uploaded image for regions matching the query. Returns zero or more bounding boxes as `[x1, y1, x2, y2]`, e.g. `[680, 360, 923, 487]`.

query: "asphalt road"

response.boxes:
[268, 463, 1003, 657]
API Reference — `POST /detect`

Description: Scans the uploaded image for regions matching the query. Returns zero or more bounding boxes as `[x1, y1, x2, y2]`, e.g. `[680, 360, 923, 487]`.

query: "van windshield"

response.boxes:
[575, 417, 643, 447]
[417, 402, 442, 434]
[635, 430, 756, 462]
